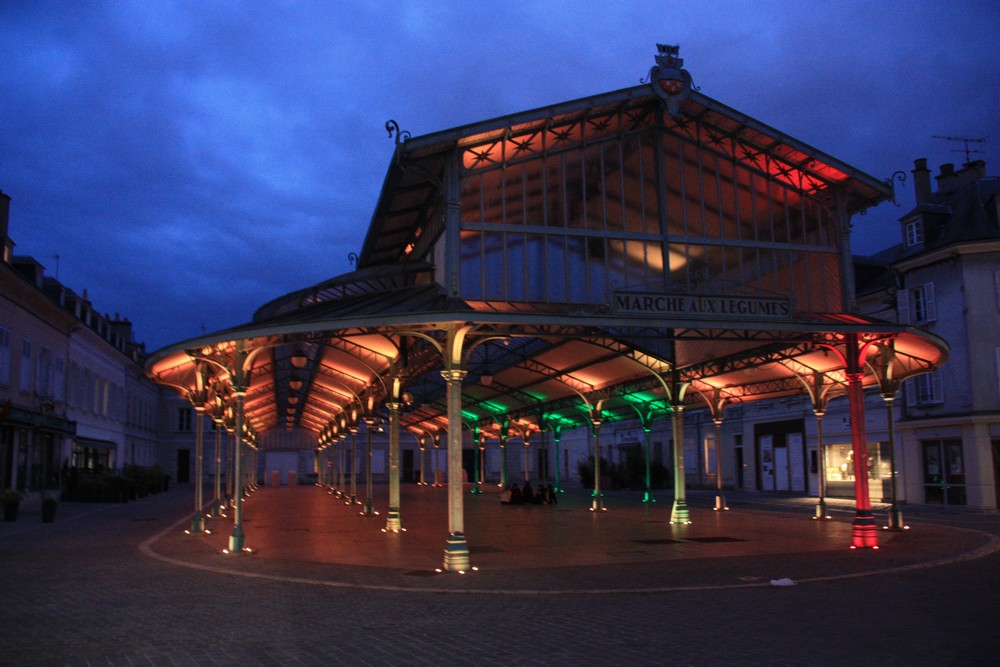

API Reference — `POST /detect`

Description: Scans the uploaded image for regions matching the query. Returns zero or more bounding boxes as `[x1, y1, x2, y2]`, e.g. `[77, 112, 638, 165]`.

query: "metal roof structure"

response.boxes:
[146, 45, 948, 562]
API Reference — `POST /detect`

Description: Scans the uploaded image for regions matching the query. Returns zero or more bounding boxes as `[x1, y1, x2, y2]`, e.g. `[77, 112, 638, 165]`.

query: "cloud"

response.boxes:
[1, 0, 997, 351]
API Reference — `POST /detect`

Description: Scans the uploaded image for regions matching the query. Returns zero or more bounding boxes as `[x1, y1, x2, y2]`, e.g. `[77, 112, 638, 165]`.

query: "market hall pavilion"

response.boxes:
[146, 46, 947, 571]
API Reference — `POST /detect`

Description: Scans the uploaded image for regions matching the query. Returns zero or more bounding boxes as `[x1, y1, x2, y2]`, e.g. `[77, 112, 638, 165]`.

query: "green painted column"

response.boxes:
[642, 426, 655, 503]
[591, 419, 605, 511]
[386, 401, 402, 531]
[552, 429, 562, 492]
[669, 404, 690, 524]
[470, 431, 483, 494]
[441, 368, 470, 572]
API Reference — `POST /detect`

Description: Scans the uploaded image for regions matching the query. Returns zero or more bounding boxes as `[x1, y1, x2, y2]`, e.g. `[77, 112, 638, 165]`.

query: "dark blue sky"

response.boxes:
[2, 1, 997, 352]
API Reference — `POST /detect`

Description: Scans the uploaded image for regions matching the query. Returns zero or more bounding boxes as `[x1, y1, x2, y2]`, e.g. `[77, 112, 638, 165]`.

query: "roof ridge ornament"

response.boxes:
[385, 119, 410, 145]
[648, 43, 696, 120]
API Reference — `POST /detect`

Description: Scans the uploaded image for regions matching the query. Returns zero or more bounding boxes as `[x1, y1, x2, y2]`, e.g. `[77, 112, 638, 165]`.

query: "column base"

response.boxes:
[714, 494, 729, 511]
[189, 513, 206, 534]
[385, 508, 402, 532]
[227, 526, 245, 553]
[443, 532, 471, 572]
[209, 500, 223, 518]
[591, 494, 605, 511]
[850, 512, 880, 548]
[814, 499, 831, 520]
[642, 491, 656, 503]
[883, 505, 908, 531]
[670, 499, 691, 524]
[362, 499, 375, 516]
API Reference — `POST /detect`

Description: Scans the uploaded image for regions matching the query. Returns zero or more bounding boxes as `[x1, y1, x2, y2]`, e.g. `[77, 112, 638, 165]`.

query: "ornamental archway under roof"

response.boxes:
[147, 45, 947, 570]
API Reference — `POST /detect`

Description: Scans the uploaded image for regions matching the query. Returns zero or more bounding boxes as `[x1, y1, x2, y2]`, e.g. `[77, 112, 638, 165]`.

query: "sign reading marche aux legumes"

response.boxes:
[613, 291, 793, 320]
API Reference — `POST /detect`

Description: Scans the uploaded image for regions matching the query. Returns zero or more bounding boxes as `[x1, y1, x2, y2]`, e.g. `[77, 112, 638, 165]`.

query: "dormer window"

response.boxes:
[905, 219, 923, 247]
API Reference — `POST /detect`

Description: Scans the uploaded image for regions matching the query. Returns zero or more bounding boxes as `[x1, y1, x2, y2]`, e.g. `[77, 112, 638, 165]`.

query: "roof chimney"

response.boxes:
[0, 190, 11, 264]
[911, 158, 932, 204]
[936, 163, 958, 193]
[959, 159, 987, 183]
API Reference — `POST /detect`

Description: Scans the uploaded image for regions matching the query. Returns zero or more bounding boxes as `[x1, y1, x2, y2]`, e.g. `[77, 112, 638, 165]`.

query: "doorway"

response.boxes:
[402, 449, 414, 483]
[176, 449, 190, 484]
[754, 420, 806, 493]
[923, 438, 966, 505]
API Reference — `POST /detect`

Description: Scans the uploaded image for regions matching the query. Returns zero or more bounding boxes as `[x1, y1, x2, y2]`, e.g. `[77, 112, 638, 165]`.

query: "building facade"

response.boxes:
[0, 190, 167, 507]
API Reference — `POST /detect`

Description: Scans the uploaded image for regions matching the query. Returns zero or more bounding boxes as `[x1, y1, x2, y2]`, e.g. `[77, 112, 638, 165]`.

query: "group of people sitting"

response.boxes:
[499, 480, 557, 505]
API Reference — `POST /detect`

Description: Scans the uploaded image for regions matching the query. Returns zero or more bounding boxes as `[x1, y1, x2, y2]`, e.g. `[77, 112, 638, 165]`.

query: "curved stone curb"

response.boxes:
[140, 509, 1000, 596]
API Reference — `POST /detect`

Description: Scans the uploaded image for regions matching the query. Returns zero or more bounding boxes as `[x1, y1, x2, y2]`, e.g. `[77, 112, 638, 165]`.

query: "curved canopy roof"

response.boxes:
[147, 259, 947, 446]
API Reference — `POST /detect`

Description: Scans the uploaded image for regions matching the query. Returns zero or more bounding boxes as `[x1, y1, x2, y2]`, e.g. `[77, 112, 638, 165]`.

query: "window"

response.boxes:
[37, 347, 51, 397]
[904, 219, 923, 247]
[704, 434, 717, 475]
[53, 356, 64, 402]
[0, 326, 9, 385]
[178, 407, 192, 432]
[900, 282, 936, 324]
[20, 338, 32, 392]
[906, 371, 943, 406]
[995, 270, 1000, 311]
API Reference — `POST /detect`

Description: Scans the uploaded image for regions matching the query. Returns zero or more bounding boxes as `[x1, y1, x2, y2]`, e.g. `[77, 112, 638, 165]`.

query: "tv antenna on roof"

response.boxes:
[933, 135, 987, 163]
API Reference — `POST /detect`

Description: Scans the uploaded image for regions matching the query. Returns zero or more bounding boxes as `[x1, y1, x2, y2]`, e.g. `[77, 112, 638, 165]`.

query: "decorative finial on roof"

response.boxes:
[648, 43, 696, 119]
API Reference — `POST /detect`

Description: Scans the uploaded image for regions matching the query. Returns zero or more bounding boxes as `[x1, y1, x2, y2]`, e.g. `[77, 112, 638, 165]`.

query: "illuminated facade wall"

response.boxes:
[456, 103, 842, 313]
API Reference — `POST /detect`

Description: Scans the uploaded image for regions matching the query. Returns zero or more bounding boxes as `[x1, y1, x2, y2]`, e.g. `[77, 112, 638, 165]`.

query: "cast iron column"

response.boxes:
[591, 419, 605, 511]
[227, 391, 246, 553]
[348, 426, 359, 504]
[813, 409, 831, 519]
[643, 426, 655, 503]
[470, 431, 483, 494]
[882, 393, 906, 530]
[418, 437, 426, 485]
[362, 416, 375, 516]
[846, 334, 878, 548]
[552, 429, 562, 492]
[190, 404, 206, 533]
[211, 414, 223, 517]
[713, 417, 728, 511]
[499, 432, 508, 488]
[670, 404, 690, 524]
[386, 401, 402, 531]
[441, 369, 470, 572]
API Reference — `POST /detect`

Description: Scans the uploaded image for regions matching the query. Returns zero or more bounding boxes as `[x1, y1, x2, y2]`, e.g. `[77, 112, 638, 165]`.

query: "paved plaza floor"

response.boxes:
[2, 482, 998, 665]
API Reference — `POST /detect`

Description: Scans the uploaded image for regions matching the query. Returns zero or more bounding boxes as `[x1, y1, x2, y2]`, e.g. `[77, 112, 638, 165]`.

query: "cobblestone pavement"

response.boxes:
[2, 483, 998, 666]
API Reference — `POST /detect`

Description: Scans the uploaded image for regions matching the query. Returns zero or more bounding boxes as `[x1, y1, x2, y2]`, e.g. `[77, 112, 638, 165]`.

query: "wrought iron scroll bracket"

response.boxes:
[385, 119, 411, 145]
[886, 170, 907, 207]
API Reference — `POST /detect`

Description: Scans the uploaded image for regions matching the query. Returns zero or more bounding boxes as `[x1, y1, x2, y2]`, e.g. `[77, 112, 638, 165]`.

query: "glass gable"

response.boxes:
[457, 101, 842, 314]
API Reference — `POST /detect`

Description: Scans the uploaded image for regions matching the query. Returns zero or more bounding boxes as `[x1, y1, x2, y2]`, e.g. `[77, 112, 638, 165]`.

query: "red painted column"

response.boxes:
[846, 334, 878, 549]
